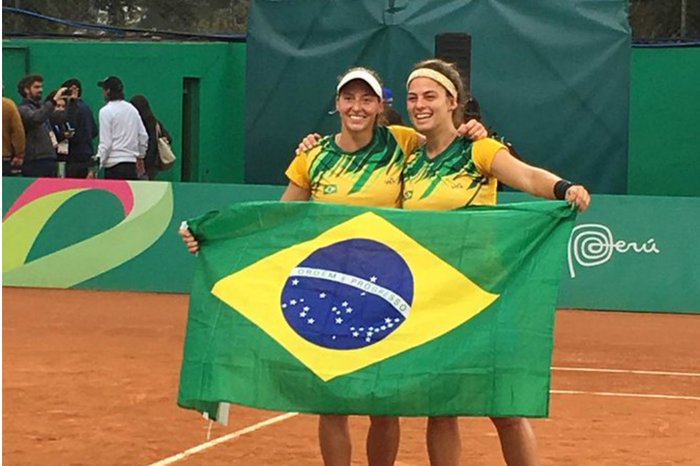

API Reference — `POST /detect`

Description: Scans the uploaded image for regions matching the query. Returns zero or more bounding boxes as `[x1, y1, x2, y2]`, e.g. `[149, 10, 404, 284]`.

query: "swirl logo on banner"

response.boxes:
[2, 179, 173, 288]
[567, 223, 660, 278]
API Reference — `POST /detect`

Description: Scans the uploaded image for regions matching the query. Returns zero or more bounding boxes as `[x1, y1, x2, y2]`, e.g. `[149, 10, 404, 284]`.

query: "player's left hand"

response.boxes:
[457, 119, 488, 141]
[566, 185, 591, 212]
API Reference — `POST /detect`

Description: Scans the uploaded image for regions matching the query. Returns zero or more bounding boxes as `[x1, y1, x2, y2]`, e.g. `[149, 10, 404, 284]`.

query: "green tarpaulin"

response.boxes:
[245, 0, 631, 193]
[178, 201, 576, 418]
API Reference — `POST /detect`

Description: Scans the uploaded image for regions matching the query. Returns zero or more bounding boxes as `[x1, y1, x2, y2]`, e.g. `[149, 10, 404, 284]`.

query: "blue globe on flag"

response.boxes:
[280, 239, 414, 350]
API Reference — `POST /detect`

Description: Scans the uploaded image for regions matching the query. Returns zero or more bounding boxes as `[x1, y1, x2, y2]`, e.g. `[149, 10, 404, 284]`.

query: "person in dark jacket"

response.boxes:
[130, 95, 171, 180]
[17, 74, 68, 177]
[61, 78, 98, 178]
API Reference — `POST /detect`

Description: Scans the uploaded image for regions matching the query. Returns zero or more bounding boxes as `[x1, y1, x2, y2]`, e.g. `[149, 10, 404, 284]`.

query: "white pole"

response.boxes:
[681, 0, 687, 39]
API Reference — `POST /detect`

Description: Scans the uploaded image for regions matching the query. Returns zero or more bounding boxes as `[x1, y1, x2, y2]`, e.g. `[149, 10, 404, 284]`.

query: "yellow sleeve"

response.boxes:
[472, 138, 507, 175]
[284, 151, 311, 189]
[388, 125, 420, 157]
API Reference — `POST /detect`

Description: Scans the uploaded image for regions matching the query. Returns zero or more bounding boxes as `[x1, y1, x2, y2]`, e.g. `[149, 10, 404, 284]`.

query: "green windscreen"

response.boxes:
[245, 0, 631, 193]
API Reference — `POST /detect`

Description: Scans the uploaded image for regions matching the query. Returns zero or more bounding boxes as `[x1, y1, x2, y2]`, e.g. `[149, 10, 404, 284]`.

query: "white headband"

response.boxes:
[337, 70, 383, 99]
[406, 68, 458, 99]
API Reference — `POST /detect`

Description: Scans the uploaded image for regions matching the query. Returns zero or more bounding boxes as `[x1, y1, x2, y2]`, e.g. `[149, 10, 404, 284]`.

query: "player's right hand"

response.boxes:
[179, 226, 200, 254]
[296, 133, 322, 154]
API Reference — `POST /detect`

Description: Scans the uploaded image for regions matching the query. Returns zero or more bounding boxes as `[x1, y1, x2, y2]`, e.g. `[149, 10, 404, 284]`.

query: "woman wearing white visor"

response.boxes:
[181, 66, 487, 466]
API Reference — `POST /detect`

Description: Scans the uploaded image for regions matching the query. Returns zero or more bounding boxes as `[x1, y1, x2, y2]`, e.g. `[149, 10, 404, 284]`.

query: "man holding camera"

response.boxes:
[17, 74, 69, 177]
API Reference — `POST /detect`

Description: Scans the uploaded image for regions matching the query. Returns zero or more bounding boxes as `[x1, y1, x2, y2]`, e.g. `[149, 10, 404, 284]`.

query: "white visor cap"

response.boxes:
[336, 70, 383, 99]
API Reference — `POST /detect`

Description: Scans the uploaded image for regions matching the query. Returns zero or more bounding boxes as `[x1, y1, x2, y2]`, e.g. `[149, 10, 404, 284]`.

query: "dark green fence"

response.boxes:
[4, 37, 699, 197]
[628, 46, 700, 197]
[2, 39, 247, 184]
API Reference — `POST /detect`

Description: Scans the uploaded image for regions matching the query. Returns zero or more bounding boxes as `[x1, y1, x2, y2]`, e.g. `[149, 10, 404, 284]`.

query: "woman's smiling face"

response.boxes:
[336, 79, 382, 135]
[407, 77, 458, 135]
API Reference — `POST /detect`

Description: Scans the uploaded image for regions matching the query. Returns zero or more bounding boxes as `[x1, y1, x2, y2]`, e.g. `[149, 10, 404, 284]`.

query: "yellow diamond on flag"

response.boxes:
[212, 212, 499, 381]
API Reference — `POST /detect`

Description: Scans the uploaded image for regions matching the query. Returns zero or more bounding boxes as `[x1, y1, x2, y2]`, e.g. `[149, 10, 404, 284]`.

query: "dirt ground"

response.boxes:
[3, 287, 699, 466]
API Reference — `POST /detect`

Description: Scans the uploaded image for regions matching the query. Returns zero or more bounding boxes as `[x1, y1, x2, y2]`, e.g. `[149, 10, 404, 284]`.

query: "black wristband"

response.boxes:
[553, 179, 573, 200]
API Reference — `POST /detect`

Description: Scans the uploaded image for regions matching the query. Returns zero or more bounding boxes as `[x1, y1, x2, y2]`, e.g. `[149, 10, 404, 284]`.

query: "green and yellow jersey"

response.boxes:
[286, 125, 420, 207]
[402, 137, 506, 210]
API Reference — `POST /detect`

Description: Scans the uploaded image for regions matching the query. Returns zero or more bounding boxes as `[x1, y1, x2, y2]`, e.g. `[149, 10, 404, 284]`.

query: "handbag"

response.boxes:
[156, 123, 176, 170]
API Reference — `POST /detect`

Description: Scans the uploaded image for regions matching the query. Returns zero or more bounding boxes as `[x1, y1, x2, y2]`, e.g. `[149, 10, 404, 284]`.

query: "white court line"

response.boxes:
[552, 366, 700, 378]
[551, 390, 700, 401]
[147, 412, 298, 466]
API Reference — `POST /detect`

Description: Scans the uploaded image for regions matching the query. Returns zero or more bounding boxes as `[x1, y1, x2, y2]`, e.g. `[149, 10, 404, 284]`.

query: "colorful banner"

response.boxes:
[2, 178, 699, 313]
[3, 179, 172, 288]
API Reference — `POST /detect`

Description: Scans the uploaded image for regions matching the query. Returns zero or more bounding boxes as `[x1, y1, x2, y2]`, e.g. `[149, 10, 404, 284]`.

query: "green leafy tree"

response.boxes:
[4, 0, 250, 36]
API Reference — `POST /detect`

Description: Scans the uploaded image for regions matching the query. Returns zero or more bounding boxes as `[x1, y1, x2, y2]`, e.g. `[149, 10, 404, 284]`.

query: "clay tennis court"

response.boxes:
[3, 287, 699, 465]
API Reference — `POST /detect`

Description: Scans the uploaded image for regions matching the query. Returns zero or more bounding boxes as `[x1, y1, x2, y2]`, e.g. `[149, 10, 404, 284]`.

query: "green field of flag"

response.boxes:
[178, 201, 576, 418]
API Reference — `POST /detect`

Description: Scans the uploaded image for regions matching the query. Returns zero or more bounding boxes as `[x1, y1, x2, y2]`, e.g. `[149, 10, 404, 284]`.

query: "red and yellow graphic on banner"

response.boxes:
[2, 179, 173, 288]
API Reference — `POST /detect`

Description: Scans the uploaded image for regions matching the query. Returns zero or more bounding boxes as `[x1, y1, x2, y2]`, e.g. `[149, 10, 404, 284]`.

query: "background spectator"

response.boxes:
[62, 78, 98, 178]
[17, 74, 68, 177]
[382, 87, 404, 125]
[96, 76, 148, 180]
[45, 90, 75, 177]
[130, 94, 172, 181]
[2, 95, 26, 176]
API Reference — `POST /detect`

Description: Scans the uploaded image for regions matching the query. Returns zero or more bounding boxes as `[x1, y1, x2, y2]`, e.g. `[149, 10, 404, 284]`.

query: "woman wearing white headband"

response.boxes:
[403, 58, 590, 466]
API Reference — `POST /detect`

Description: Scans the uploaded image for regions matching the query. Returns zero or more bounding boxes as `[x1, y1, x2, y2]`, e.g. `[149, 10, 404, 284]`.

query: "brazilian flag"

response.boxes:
[178, 201, 576, 419]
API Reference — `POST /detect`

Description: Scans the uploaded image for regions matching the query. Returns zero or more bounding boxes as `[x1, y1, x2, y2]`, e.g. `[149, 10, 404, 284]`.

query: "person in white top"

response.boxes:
[95, 76, 148, 180]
